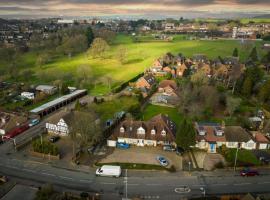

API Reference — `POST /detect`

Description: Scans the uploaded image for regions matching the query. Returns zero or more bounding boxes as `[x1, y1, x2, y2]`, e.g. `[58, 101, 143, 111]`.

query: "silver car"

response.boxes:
[156, 156, 169, 166]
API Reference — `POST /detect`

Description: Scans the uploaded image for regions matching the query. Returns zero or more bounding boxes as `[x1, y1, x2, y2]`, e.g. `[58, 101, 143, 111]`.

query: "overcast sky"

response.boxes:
[0, 0, 269, 18]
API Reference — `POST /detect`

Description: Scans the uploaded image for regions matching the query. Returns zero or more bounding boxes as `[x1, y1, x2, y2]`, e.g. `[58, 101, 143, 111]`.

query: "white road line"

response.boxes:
[22, 169, 36, 173]
[79, 179, 92, 183]
[100, 182, 116, 185]
[59, 176, 73, 180]
[234, 183, 251, 186]
[9, 166, 19, 169]
[41, 172, 55, 177]
[146, 183, 162, 186]
[193, 184, 206, 187]
[212, 183, 227, 186]
[258, 182, 270, 184]
[127, 183, 139, 186]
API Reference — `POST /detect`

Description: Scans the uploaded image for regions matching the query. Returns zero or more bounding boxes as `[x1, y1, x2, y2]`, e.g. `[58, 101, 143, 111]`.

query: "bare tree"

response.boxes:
[87, 38, 109, 58]
[226, 95, 241, 117]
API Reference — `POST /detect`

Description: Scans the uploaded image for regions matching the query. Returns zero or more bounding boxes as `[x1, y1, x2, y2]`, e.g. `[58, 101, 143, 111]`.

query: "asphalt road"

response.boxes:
[0, 153, 270, 200]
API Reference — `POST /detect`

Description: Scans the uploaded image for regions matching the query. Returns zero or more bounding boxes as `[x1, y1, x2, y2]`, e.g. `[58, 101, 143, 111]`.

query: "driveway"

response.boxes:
[99, 146, 182, 170]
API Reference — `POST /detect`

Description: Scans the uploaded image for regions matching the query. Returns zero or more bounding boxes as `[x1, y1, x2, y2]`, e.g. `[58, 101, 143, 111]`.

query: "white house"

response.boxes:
[224, 126, 256, 150]
[46, 118, 69, 136]
[36, 85, 57, 95]
[21, 92, 35, 100]
[251, 131, 270, 150]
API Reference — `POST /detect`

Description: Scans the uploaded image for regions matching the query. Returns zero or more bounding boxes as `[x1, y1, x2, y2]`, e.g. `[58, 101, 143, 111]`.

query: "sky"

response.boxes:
[0, 0, 270, 19]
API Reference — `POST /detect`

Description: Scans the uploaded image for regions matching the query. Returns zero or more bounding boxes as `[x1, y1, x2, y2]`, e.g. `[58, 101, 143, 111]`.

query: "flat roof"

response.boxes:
[30, 89, 86, 114]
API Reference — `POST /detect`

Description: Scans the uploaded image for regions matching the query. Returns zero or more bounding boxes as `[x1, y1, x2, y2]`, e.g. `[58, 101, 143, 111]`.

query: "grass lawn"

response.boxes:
[222, 148, 260, 166]
[88, 96, 139, 122]
[142, 104, 182, 125]
[0, 34, 265, 95]
[96, 162, 172, 171]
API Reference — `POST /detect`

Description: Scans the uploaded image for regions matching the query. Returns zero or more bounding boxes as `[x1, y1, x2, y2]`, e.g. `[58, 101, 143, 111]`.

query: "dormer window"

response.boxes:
[137, 126, 145, 134]
[120, 127, 125, 133]
[161, 129, 166, 136]
[198, 126, 206, 136]
[214, 126, 224, 136]
[151, 129, 156, 135]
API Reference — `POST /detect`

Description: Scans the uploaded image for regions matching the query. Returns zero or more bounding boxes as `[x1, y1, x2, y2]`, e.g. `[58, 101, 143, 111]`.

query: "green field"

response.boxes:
[1, 34, 264, 95]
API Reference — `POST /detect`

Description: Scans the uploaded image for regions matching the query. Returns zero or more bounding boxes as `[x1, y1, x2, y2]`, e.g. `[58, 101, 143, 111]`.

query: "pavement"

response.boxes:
[1, 184, 37, 200]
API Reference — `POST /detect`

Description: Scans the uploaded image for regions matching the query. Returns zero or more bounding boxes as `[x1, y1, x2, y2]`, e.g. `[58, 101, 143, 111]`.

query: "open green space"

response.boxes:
[0, 34, 264, 95]
[142, 104, 182, 125]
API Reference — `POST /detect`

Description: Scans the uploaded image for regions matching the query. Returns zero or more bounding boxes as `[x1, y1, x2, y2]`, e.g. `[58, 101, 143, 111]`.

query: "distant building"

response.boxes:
[36, 85, 57, 95]
[57, 19, 74, 24]
[21, 92, 35, 100]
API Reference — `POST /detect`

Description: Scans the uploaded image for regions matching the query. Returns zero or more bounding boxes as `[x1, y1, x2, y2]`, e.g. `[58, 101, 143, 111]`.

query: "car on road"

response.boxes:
[163, 145, 175, 151]
[29, 119, 40, 127]
[156, 156, 169, 167]
[116, 142, 130, 149]
[240, 169, 259, 177]
[0, 175, 8, 183]
[49, 136, 60, 143]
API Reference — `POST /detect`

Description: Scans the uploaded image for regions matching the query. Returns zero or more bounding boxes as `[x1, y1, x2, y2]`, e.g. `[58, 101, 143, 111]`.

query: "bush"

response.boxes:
[214, 161, 224, 169]
[168, 165, 176, 173]
[32, 139, 59, 156]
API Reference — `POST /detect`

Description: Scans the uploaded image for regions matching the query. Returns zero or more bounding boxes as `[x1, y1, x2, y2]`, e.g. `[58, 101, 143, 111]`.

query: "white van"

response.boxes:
[96, 165, 121, 177]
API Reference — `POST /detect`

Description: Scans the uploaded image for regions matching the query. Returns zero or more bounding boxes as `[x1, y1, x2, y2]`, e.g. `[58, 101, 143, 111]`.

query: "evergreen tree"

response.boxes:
[259, 80, 270, 102]
[249, 47, 258, 62]
[85, 26, 94, 47]
[232, 48, 238, 57]
[242, 77, 253, 97]
[176, 118, 196, 150]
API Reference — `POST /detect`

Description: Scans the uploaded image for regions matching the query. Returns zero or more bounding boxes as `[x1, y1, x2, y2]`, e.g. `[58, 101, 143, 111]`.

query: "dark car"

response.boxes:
[240, 170, 259, 177]
[163, 145, 175, 152]
[176, 147, 185, 155]
[49, 136, 60, 143]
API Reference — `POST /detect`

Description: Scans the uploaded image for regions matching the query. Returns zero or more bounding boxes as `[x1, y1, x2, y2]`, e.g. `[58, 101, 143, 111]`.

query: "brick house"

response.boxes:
[107, 114, 177, 147]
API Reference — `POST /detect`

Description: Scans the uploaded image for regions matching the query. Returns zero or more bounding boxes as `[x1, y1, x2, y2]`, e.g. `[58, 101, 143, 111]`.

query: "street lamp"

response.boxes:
[188, 161, 191, 174]
[200, 187, 206, 197]
[234, 143, 240, 171]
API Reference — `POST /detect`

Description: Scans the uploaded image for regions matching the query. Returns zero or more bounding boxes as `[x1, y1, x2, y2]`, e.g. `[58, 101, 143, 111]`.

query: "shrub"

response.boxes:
[168, 165, 176, 173]
[214, 161, 224, 169]
[32, 139, 59, 156]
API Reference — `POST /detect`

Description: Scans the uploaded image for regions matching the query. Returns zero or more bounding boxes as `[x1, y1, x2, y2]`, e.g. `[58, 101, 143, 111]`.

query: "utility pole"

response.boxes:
[123, 169, 128, 200]
[188, 161, 191, 174]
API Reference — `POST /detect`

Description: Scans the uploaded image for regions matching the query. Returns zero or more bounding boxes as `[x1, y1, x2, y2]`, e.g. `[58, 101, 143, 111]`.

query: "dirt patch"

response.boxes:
[203, 153, 226, 171]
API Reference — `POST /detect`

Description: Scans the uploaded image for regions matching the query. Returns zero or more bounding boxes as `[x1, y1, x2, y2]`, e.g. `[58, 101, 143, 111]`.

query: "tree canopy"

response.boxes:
[176, 118, 196, 149]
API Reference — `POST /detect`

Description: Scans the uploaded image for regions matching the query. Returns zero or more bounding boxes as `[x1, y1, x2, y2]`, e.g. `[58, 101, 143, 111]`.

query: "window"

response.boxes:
[137, 127, 145, 134]
[120, 127, 125, 133]
[245, 142, 254, 148]
[161, 129, 166, 136]
[151, 129, 156, 135]
[228, 142, 235, 147]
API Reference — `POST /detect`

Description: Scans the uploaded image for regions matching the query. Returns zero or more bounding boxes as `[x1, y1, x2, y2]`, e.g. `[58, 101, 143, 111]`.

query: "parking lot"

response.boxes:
[99, 146, 183, 170]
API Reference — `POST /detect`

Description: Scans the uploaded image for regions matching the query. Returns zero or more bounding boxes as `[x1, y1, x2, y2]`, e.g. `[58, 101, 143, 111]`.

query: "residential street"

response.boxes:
[1, 147, 270, 200]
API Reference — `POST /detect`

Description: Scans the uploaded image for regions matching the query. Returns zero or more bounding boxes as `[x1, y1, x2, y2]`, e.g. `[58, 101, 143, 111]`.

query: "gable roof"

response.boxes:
[224, 126, 253, 143]
[143, 74, 156, 86]
[195, 122, 226, 143]
[251, 131, 270, 143]
[159, 80, 177, 91]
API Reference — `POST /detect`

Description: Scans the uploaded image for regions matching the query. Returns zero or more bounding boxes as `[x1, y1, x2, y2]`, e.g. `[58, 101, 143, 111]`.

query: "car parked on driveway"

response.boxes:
[163, 145, 175, 151]
[156, 156, 169, 167]
[176, 147, 185, 155]
[49, 136, 60, 143]
[240, 169, 259, 177]
[116, 142, 130, 149]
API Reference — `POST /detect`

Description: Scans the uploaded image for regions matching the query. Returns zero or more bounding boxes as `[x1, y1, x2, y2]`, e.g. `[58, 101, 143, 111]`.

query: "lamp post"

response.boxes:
[188, 161, 191, 174]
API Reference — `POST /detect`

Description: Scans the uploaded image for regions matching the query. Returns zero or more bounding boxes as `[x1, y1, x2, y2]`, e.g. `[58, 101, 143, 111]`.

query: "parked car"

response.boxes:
[176, 147, 185, 155]
[0, 175, 8, 183]
[116, 142, 130, 149]
[163, 145, 175, 151]
[156, 156, 169, 167]
[96, 165, 122, 177]
[29, 119, 40, 127]
[240, 169, 259, 177]
[49, 136, 60, 143]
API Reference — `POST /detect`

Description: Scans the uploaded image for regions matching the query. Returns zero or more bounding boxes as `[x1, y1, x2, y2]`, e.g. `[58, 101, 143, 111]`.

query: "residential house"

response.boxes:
[192, 54, 209, 64]
[213, 64, 230, 79]
[195, 122, 226, 153]
[198, 63, 212, 77]
[251, 131, 270, 149]
[45, 111, 97, 137]
[0, 112, 28, 135]
[224, 126, 256, 150]
[107, 114, 177, 147]
[176, 62, 188, 77]
[135, 74, 156, 97]
[223, 56, 239, 66]
[36, 85, 57, 95]
[150, 80, 179, 106]
[21, 92, 35, 100]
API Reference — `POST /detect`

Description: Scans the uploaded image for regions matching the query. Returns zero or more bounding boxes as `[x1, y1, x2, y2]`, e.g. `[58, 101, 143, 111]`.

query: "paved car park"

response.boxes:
[99, 146, 182, 170]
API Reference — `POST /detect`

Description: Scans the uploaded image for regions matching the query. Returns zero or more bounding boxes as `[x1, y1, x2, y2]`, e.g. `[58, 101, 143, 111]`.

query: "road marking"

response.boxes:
[79, 179, 92, 183]
[22, 169, 36, 173]
[59, 176, 73, 180]
[127, 183, 139, 186]
[258, 182, 270, 184]
[234, 183, 251, 186]
[100, 182, 116, 185]
[174, 186, 191, 194]
[212, 183, 227, 186]
[193, 184, 206, 187]
[41, 172, 55, 177]
[146, 183, 162, 186]
[9, 166, 19, 169]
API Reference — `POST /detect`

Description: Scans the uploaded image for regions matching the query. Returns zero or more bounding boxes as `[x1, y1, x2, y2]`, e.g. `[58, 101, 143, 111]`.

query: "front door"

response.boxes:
[210, 143, 216, 153]
[137, 139, 144, 147]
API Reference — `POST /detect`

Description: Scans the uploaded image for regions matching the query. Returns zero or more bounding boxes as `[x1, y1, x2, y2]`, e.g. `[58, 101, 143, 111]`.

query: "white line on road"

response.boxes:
[22, 169, 36, 173]
[146, 183, 162, 186]
[59, 176, 73, 180]
[100, 182, 116, 185]
[41, 172, 56, 177]
[212, 183, 228, 186]
[79, 179, 92, 183]
[258, 182, 270, 184]
[234, 183, 251, 186]
[127, 183, 139, 186]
